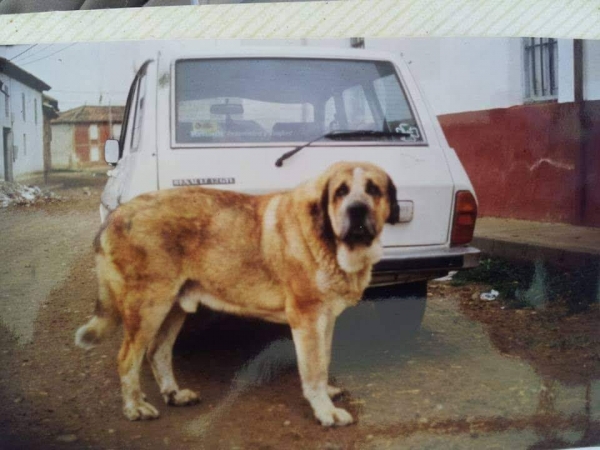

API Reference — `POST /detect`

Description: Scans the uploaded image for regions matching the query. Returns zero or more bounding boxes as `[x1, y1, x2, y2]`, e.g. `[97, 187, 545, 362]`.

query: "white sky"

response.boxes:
[0, 40, 257, 111]
[2, 41, 154, 110]
[0, 39, 349, 113]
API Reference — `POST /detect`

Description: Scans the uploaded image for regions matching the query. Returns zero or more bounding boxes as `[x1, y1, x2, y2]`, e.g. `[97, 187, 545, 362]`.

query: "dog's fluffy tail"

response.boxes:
[75, 299, 120, 350]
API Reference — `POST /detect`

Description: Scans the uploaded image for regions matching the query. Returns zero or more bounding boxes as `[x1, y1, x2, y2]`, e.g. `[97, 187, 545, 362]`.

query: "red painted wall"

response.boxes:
[582, 101, 600, 227]
[439, 101, 600, 227]
[74, 125, 90, 163]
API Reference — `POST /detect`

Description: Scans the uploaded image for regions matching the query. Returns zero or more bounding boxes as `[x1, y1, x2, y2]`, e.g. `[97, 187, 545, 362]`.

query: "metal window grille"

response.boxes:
[524, 38, 558, 101]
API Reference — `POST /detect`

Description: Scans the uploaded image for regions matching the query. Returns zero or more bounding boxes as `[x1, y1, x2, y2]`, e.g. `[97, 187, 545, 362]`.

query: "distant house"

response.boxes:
[42, 94, 59, 182]
[51, 105, 125, 169]
[0, 57, 51, 182]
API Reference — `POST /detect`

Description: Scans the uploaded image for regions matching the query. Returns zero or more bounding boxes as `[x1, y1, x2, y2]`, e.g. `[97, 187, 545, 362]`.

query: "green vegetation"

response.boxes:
[452, 257, 599, 313]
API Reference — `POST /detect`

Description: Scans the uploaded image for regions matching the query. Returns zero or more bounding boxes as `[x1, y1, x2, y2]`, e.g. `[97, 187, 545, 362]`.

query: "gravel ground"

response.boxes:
[0, 171, 598, 450]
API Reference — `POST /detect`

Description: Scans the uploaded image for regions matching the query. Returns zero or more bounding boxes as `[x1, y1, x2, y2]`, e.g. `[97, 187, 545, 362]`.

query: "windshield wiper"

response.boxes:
[274, 130, 411, 167]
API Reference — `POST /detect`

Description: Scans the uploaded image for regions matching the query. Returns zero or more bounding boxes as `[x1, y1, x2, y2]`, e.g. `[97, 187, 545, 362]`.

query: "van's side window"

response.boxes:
[130, 73, 147, 152]
[118, 72, 140, 158]
[117, 62, 151, 159]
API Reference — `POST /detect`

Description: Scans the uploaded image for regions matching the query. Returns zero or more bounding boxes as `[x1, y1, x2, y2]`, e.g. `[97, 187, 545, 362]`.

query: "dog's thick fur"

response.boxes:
[75, 161, 399, 426]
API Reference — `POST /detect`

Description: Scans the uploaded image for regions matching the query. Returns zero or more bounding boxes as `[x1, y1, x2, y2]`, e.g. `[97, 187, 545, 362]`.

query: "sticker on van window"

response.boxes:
[173, 177, 236, 187]
[395, 123, 421, 142]
[190, 121, 223, 138]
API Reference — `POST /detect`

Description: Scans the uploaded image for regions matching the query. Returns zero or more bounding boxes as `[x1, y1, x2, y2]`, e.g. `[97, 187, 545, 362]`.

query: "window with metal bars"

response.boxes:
[523, 38, 558, 101]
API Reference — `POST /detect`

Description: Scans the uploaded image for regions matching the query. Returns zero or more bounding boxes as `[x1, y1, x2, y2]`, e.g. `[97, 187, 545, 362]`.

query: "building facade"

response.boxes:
[51, 105, 124, 169]
[364, 38, 600, 227]
[0, 57, 50, 181]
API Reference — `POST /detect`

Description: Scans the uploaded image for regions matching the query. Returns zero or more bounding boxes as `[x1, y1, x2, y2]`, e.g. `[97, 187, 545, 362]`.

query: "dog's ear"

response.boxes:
[309, 180, 335, 248]
[386, 176, 400, 224]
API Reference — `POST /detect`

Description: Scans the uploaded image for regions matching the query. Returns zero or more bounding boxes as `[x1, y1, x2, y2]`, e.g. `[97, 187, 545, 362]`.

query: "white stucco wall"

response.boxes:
[50, 123, 75, 169]
[0, 74, 44, 180]
[583, 39, 600, 101]
[0, 73, 8, 179]
[365, 37, 525, 116]
[557, 39, 575, 104]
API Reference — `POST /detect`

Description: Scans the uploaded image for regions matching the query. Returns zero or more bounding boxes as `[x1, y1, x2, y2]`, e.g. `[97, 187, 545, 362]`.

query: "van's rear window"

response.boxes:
[174, 58, 423, 144]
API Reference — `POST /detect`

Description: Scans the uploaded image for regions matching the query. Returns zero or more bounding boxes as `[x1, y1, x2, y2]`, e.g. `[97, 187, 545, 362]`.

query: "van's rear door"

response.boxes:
[156, 52, 454, 247]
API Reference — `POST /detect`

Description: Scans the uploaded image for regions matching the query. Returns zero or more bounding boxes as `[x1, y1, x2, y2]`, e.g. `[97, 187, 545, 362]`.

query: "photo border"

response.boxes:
[0, 0, 598, 44]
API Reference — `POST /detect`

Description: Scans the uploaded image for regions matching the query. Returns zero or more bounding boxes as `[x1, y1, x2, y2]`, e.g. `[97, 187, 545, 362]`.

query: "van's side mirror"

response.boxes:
[104, 139, 120, 165]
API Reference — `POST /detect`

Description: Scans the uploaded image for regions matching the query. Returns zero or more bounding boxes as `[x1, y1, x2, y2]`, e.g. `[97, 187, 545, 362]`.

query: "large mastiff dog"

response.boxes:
[75, 161, 399, 426]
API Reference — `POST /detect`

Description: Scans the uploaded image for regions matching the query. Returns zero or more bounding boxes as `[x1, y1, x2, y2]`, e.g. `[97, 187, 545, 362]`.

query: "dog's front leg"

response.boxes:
[290, 309, 353, 427]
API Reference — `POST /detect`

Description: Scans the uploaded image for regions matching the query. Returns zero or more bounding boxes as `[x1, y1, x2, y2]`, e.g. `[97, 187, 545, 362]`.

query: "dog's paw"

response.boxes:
[315, 406, 354, 427]
[123, 400, 160, 421]
[327, 385, 344, 399]
[164, 389, 200, 407]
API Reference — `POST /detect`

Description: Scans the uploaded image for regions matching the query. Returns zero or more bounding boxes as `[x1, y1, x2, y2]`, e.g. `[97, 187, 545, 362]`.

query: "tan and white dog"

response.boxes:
[75, 161, 399, 427]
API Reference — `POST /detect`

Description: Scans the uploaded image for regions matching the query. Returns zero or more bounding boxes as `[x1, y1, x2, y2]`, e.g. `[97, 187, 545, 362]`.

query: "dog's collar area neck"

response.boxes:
[335, 243, 373, 274]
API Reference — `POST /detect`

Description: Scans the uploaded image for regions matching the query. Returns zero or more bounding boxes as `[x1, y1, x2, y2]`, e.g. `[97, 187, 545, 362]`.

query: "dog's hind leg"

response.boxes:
[118, 289, 175, 421]
[147, 304, 200, 407]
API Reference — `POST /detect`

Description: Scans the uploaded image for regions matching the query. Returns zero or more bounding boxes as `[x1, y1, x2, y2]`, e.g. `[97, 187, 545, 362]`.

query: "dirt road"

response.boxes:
[0, 172, 598, 450]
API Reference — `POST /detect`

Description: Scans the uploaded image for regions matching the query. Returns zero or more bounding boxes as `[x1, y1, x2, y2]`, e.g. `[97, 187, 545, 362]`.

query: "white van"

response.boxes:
[101, 46, 479, 321]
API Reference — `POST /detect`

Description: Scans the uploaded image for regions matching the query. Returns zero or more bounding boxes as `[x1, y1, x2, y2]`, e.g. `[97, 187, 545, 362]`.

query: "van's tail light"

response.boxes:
[451, 191, 477, 246]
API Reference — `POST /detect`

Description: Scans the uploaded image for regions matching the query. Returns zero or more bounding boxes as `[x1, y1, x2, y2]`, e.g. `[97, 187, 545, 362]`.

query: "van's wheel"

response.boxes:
[332, 281, 428, 360]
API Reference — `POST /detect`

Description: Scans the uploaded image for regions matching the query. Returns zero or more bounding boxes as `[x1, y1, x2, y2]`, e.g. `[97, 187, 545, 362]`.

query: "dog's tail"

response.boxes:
[75, 297, 120, 350]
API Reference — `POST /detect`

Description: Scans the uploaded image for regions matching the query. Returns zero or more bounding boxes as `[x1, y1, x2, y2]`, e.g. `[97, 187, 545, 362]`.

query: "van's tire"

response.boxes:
[332, 281, 428, 360]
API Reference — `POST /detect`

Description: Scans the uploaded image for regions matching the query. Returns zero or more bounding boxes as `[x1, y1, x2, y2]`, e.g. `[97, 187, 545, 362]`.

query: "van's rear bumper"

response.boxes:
[371, 245, 480, 285]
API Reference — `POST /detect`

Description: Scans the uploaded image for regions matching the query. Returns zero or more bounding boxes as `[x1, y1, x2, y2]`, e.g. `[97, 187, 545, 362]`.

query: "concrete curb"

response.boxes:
[472, 237, 600, 270]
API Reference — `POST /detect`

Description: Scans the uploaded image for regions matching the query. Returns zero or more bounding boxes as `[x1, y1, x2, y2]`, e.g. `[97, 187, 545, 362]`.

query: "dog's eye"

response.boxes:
[334, 183, 349, 199]
[365, 180, 382, 197]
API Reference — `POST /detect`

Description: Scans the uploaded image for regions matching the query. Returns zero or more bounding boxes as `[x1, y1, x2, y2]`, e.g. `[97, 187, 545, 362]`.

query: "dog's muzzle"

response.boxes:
[341, 202, 376, 246]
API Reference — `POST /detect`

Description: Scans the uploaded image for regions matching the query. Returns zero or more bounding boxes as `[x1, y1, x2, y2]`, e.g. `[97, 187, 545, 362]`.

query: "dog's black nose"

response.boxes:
[347, 202, 369, 222]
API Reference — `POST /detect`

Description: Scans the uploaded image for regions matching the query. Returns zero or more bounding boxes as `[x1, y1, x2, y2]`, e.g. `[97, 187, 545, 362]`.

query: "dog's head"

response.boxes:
[311, 162, 399, 272]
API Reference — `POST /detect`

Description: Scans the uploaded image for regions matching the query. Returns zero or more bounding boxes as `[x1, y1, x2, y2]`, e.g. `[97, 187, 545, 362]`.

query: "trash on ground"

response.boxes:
[0, 182, 62, 208]
[480, 289, 500, 301]
[435, 271, 457, 282]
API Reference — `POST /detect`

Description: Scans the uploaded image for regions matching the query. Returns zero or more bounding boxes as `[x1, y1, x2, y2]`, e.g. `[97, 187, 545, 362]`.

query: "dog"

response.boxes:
[75, 161, 399, 427]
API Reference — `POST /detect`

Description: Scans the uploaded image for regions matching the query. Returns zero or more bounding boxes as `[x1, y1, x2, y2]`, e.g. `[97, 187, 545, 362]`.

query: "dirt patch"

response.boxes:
[0, 246, 359, 450]
[2, 269, 598, 449]
[432, 282, 600, 386]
